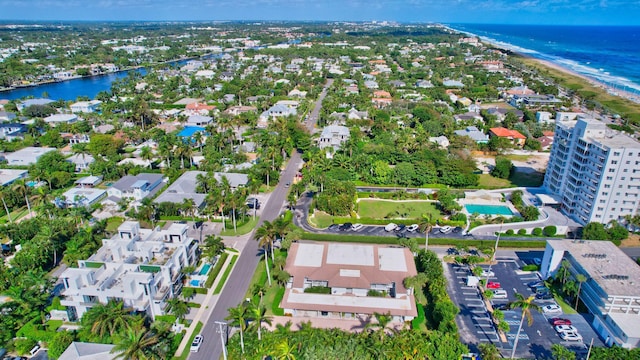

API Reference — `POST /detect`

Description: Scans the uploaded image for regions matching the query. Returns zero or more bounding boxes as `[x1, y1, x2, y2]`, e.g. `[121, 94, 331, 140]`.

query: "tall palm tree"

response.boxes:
[87, 301, 136, 338]
[11, 180, 32, 217]
[574, 274, 587, 310]
[226, 303, 249, 354]
[248, 303, 272, 341]
[111, 327, 161, 360]
[255, 220, 277, 262]
[166, 299, 189, 322]
[508, 293, 541, 359]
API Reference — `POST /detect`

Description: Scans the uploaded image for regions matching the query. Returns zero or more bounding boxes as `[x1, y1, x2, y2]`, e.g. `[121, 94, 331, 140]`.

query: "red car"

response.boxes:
[550, 318, 572, 326]
[487, 281, 501, 289]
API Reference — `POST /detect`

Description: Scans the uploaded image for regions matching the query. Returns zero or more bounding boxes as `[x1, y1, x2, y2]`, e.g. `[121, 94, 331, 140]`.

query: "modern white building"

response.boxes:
[60, 221, 198, 321]
[541, 240, 640, 348]
[70, 100, 102, 113]
[106, 173, 165, 203]
[58, 188, 106, 208]
[280, 242, 418, 323]
[318, 125, 350, 152]
[544, 118, 640, 225]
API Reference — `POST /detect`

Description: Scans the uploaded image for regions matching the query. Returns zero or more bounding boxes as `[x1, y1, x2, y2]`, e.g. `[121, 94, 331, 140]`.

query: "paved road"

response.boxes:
[190, 79, 332, 360]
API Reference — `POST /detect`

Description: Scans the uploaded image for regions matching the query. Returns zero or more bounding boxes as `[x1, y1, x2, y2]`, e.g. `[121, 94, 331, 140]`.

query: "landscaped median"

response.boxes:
[213, 254, 238, 294]
[300, 231, 547, 248]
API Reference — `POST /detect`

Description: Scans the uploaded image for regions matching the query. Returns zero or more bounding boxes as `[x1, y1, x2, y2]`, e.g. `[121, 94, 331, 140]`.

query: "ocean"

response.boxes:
[448, 24, 640, 95]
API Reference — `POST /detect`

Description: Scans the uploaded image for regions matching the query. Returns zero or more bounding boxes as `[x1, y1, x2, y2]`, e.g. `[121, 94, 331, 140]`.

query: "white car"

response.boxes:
[480, 270, 495, 277]
[554, 325, 578, 333]
[492, 289, 508, 299]
[385, 223, 398, 232]
[439, 226, 452, 233]
[560, 331, 583, 342]
[190, 334, 203, 352]
[542, 304, 563, 314]
[351, 223, 364, 231]
[406, 224, 419, 232]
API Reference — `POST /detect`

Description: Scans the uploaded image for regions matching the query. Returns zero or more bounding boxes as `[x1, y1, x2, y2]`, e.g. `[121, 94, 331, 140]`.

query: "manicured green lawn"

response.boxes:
[220, 217, 258, 236]
[357, 200, 441, 220]
[308, 211, 334, 228]
[0, 207, 31, 223]
[477, 174, 513, 189]
[509, 170, 545, 187]
[105, 216, 125, 232]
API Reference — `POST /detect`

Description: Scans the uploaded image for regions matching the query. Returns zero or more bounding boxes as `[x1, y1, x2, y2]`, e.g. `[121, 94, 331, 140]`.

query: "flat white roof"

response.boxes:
[0, 168, 27, 186]
[326, 244, 374, 266]
[294, 243, 323, 267]
[378, 248, 408, 272]
[286, 291, 415, 312]
[607, 312, 640, 339]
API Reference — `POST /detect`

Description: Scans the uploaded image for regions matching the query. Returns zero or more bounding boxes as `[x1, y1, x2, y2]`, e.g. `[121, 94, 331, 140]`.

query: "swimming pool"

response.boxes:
[178, 126, 206, 138]
[190, 279, 202, 287]
[465, 204, 513, 216]
[199, 263, 211, 275]
[26, 181, 38, 187]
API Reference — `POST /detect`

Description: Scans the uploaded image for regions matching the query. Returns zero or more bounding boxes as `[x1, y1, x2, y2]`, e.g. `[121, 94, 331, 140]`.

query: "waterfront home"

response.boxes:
[44, 114, 78, 126]
[70, 100, 102, 113]
[17, 98, 54, 112]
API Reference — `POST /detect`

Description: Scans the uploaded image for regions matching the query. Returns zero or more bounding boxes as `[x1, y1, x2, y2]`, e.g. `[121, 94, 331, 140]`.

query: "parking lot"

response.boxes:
[323, 223, 467, 240]
[446, 255, 604, 359]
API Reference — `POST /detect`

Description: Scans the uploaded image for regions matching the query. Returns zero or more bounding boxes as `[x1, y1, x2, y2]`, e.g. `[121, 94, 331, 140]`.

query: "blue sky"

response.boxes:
[0, 0, 639, 25]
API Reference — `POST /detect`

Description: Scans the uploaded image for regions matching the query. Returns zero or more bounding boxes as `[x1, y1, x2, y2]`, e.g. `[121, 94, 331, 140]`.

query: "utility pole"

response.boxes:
[486, 222, 503, 283]
[215, 321, 228, 360]
[586, 338, 594, 359]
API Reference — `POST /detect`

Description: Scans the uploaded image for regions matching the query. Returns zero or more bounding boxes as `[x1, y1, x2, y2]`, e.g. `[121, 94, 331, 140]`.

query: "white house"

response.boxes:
[106, 173, 164, 204]
[3, 147, 56, 166]
[318, 125, 350, 152]
[70, 100, 102, 114]
[44, 114, 78, 126]
[59, 221, 198, 321]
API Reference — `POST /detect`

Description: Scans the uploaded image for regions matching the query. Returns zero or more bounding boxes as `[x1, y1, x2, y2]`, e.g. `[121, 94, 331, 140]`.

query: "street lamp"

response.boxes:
[215, 321, 228, 360]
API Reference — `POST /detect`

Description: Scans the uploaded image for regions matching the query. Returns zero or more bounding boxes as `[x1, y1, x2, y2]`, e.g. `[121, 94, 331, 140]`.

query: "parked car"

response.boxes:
[535, 286, 549, 295]
[481, 270, 495, 277]
[550, 318, 572, 326]
[536, 292, 554, 300]
[339, 222, 353, 231]
[439, 226, 452, 233]
[246, 198, 260, 209]
[542, 304, 563, 314]
[453, 226, 463, 233]
[560, 331, 583, 342]
[494, 303, 509, 311]
[528, 280, 544, 288]
[406, 224, 419, 232]
[555, 325, 579, 333]
[284, 182, 290, 188]
[190, 334, 204, 352]
[487, 281, 501, 289]
[328, 224, 339, 230]
[395, 224, 406, 232]
[351, 223, 364, 231]
[385, 223, 398, 232]
[492, 289, 508, 299]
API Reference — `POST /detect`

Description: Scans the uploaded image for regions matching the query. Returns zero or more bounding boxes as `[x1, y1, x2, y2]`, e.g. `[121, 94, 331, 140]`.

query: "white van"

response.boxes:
[493, 289, 508, 299]
[384, 223, 398, 232]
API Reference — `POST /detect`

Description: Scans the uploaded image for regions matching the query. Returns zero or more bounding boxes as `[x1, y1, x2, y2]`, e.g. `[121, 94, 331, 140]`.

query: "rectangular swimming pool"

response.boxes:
[465, 204, 513, 216]
[199, 263, 211, 275]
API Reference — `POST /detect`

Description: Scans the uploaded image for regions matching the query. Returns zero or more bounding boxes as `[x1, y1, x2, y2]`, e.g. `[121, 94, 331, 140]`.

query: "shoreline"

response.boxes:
[443, 24, 640, 105]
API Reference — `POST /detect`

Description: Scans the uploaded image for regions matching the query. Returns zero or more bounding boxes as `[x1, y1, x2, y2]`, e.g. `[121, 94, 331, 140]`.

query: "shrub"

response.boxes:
[449, 213, 467, 222]
[15, 338, 38, 355]
[517, 229, 527, 235]
[304, 286, 331, 294]
[532, 227, 543, 236]
[543, 226, 557, 236]
[155, 315, 177, 323]
[505, 229, 515, 235]
[522, 264, 540, 271]
[367, 289, 387, 297]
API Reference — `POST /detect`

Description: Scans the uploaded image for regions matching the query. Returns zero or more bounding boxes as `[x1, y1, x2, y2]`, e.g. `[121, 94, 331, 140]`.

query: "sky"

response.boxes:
[0, 0, 639, 25]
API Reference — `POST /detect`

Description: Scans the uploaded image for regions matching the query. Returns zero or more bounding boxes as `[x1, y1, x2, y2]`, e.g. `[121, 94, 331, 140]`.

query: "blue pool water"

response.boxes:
[199, 263, 211, 275]
[465, 204, 513, 216]
[178, 126, 205, 138]
[190, 279, 201, 287]
[26, 181, 38, 187]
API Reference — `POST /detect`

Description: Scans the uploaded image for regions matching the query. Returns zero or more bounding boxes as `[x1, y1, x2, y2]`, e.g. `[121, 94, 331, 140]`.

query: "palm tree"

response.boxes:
[248, 303, 272, 341]
[87, 301, 136, 338]
[574, 274, 587, 310]
[202, 235, 225, 262]
[557, 259, 571, 285]
[111, 327, 161, 360]
[12, 180, 32, 217]
[508, 293, 541, 359]
[255, 220, 277, 263]
[226, 303, 249, 354]
[365, 312, 395, 341]
[166, 299, 189, 322]
[273, 339, 296, 360]
[418, 213, 434, 250]
[403, 273, 428, 304]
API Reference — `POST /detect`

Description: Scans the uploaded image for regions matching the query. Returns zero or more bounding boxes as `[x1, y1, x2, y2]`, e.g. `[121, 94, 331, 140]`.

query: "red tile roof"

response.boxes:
[490, 127, 526, 139]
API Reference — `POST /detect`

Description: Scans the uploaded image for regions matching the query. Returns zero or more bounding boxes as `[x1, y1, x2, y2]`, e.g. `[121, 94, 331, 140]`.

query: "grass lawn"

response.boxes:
[105, 216, 125, 232]
[478, 174, 513, 189]
[357, 200, 440, 220]
[509, 170, 545, 187]
[308, 211, 334, 228]
[213, 254, 238, 294]
[0, 207, 31, 223]
[220, 217, 258, 236]
[504, 154, 531, 162]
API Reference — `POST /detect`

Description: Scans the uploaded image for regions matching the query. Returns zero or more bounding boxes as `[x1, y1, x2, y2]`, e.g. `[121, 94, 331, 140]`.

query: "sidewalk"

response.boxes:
[174, 249, 239, 357]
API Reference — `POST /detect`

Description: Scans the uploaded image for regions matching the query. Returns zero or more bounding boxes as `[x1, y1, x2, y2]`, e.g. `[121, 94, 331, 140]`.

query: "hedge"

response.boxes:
[205, 252, 229, 288]
[213, 255, 238, 294]
[155, 315, 177, 323]
[304, 286, 331, 294]
[301, 231, 547, 248]
[183, 286, 208, 294]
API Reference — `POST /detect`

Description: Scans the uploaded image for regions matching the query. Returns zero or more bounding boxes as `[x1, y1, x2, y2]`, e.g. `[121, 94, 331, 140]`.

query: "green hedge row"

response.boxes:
[205, 252, 229, 288]
[213, 255, 238, 294]
[301, 231, 546, 248]
[183, 286, 208, 294]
